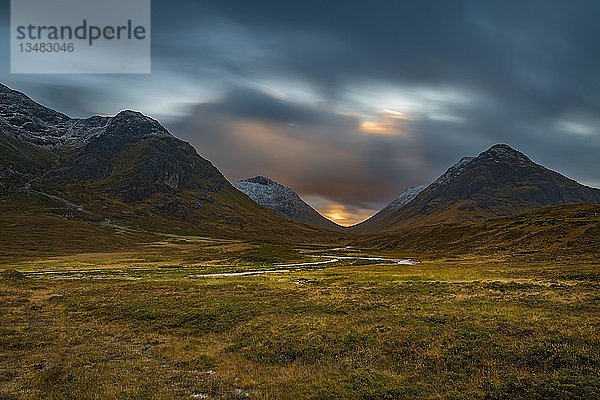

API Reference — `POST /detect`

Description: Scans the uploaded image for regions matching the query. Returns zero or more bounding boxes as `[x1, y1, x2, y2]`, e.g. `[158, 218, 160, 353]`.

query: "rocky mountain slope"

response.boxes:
[355, 144, 600, 232]
[0, 83, 333, 242]
[354, 185, 427, 231]
[234, 176, 341, 230]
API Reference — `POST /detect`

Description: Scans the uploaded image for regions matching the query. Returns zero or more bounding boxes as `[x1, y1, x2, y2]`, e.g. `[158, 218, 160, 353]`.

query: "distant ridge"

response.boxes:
[354, 185, 427, 231]
[235, 176, 341, 230]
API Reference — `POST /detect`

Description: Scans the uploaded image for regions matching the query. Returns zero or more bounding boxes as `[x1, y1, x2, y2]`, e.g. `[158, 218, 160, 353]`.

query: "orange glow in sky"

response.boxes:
[321, 204, 375, 226]
[359, 120, 396, 135]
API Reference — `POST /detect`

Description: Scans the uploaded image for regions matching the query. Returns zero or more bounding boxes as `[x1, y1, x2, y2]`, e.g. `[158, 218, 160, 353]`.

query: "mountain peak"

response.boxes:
[480, 144, 530, 163]
[114, 110, 146, 119]
[242, 176, 277, 186]
[489, 143, 516, 152]
[106, 110, 169, 137]
[234, 176, 341, 230]
[0, 83, 72, 145]
[356, 144, 600, 232]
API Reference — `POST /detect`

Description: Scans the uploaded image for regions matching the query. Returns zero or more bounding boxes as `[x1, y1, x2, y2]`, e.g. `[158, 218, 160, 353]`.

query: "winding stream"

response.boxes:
[18, 248, 417, 279]
[191, 253, 416, 278]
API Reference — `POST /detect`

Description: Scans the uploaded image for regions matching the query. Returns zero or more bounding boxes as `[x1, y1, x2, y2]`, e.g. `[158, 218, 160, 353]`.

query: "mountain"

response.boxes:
[0, 83, 106, 150]
[4, 83, 598, 244]
[359, 203, 600, 258]
[0, 83, 334, 242]
[355, 144, 600, 232]
[382, 185, 429, 211]
[234, 176, 341, 230]
[354, 185, 427, 231]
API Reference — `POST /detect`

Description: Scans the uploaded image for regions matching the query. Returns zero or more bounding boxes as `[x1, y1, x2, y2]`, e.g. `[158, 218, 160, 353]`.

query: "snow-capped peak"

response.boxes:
[432, 157, 475, 187]
[379, 184, 427, 215]
[234, 176, 340, 230]
[388, 185, 428, 208]
[0, 85, 171, 150]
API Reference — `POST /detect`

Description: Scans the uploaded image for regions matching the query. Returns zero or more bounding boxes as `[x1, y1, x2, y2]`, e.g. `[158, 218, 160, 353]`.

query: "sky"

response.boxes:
[1, 0, 600, 226]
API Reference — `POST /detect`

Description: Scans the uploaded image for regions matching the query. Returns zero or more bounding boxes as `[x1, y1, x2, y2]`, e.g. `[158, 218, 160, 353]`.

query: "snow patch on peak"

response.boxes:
[234, 176, 340, 229]
[377, 184, 427, 216]
[432, 156, 475, 187]
[388, 185, 427, 208]
[0, 94, 171, 149]
[234, 177, 299, 209]
[356, 184, 428, 228]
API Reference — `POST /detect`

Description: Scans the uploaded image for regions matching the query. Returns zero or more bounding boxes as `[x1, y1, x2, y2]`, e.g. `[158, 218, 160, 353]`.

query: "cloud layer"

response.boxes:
[1, 0, 599, 223]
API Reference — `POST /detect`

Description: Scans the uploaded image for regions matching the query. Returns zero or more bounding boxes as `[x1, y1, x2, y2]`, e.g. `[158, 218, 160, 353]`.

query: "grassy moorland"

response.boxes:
[361, 204, 600, 259]
[0, 230, 599, 399]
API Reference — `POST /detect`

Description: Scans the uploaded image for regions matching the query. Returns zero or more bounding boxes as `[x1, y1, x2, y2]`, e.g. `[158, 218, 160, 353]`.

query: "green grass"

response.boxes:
[1, 243, 598, 399]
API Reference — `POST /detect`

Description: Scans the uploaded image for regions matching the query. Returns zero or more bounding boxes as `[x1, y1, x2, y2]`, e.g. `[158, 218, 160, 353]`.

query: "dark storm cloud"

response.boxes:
[200, 86, 346, 126]
[1, 0, 599, 220]
[151, 0, 600, 194]
[169, 86, 423, 207]
[151, 0, 600, 102]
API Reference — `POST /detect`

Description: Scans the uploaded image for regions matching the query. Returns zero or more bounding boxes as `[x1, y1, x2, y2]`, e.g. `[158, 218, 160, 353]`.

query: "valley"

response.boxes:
[1, 83, 599, 399]
[1, 237, 598, 399]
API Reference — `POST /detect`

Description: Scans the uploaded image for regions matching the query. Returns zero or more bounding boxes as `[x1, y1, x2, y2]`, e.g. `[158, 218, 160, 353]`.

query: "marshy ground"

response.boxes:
[1, 237, 599, 399]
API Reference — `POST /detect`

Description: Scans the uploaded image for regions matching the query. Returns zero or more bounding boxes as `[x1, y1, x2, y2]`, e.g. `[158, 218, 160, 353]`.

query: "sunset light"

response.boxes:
[359, 120, 396, 135]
